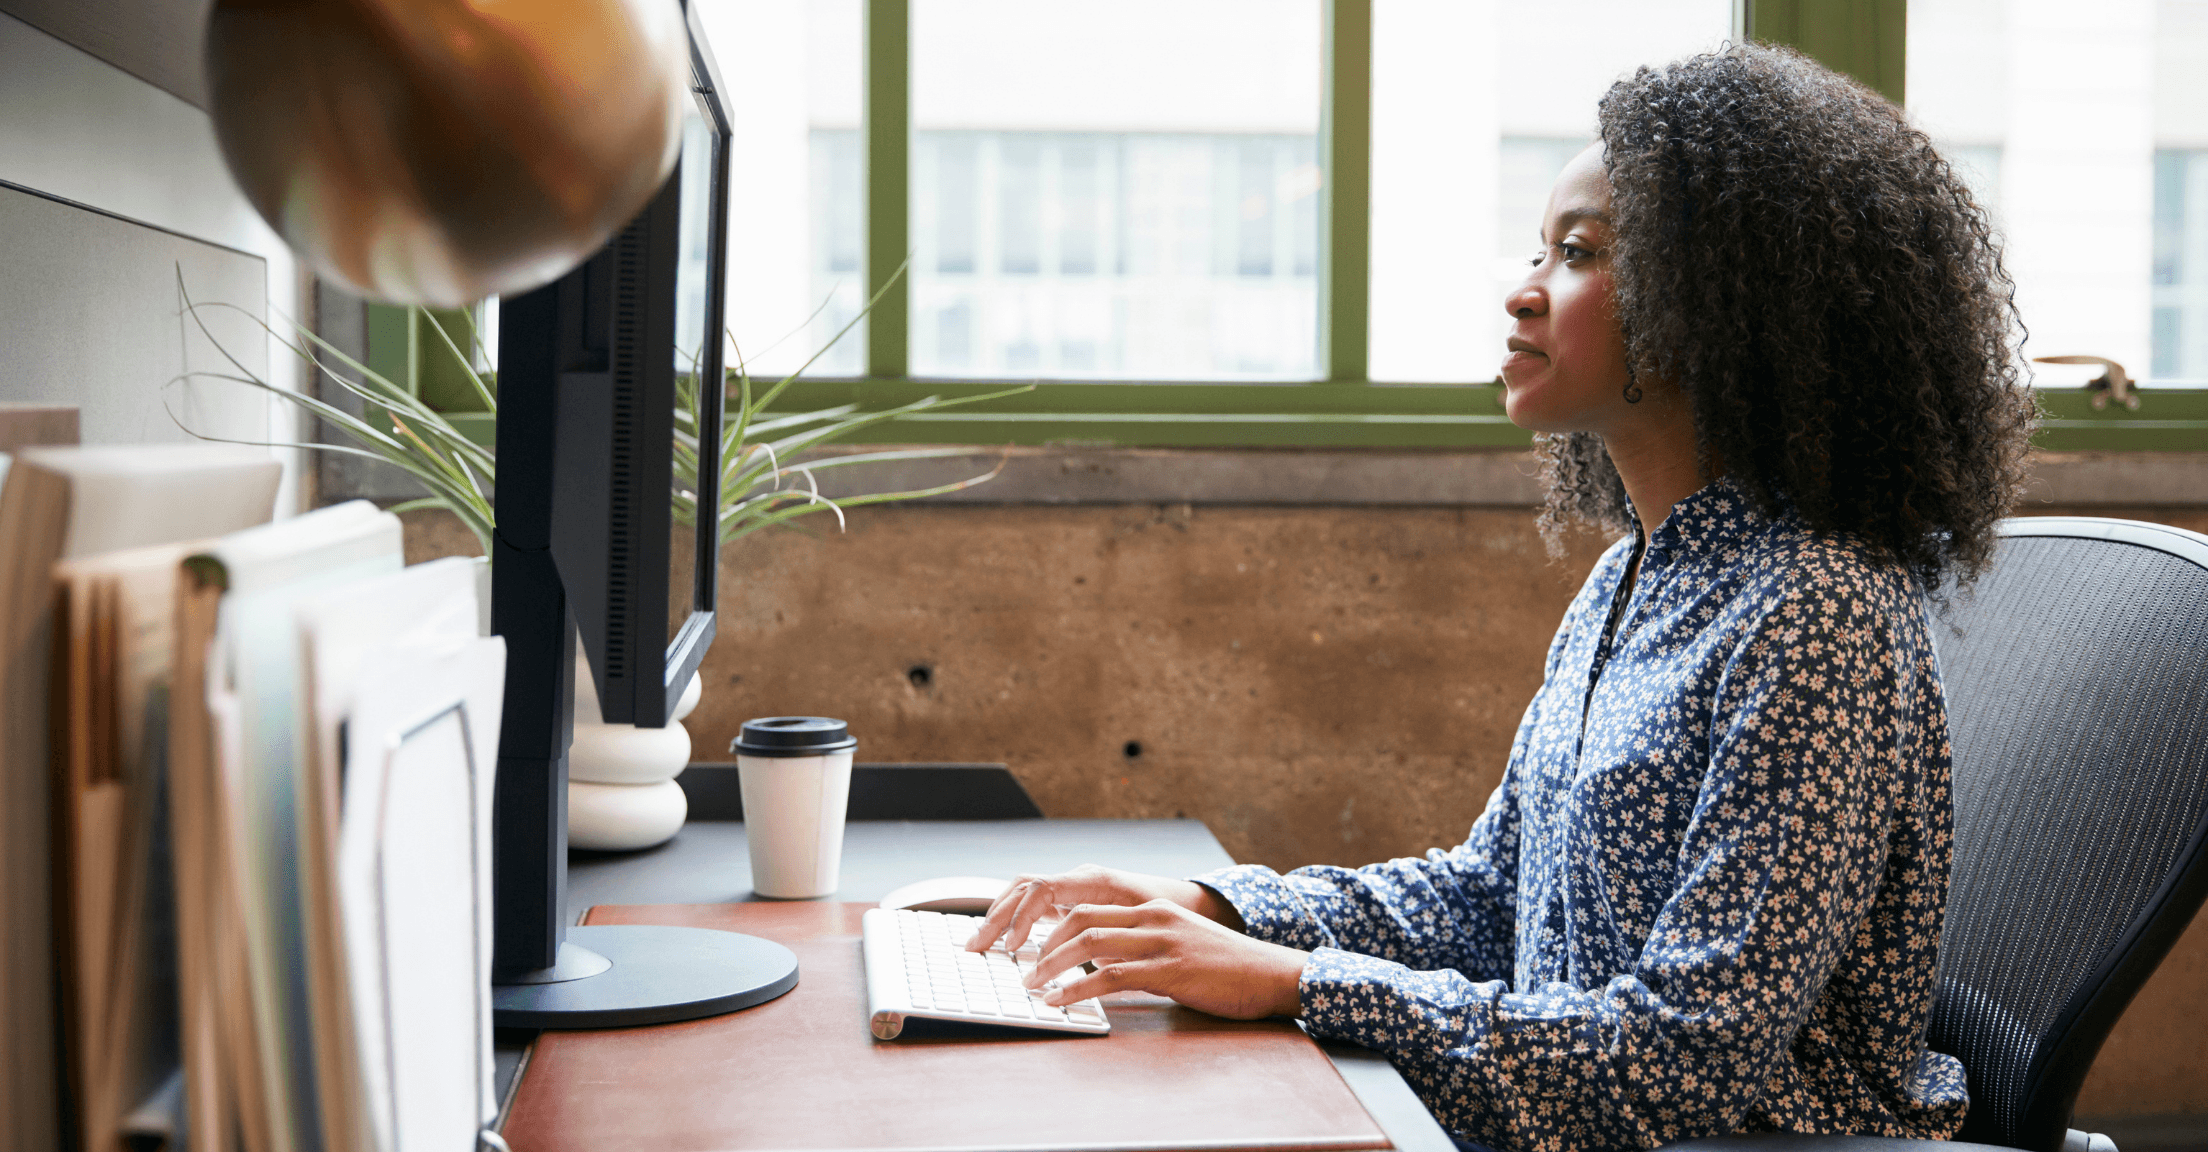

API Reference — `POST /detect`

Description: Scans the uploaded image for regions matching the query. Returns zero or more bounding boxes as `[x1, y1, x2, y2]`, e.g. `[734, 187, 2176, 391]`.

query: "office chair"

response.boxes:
[1671, 516, 2208, 1152]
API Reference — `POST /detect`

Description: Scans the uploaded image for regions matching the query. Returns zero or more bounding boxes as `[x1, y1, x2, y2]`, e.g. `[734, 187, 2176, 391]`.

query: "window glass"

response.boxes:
[2153, 2, 2208, 381]
[1369, 0, 1732, 383]
[911, 0, 1322, 380]
[1909, 0, 2206, 385]
[699, 0, 864, 379]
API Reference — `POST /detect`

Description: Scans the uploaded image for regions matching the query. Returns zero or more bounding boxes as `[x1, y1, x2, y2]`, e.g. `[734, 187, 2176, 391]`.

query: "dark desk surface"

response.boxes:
[503, 819, 1453, 1152]
[563, 818, 1243, 915]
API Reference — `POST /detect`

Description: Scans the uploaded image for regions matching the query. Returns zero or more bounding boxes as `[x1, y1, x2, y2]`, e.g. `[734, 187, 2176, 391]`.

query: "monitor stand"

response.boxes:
[492, 925, 799, 1029]
[483, 557, 798, 1030]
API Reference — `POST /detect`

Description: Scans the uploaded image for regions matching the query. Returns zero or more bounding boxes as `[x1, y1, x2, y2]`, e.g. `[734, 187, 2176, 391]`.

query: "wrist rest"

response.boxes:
[500, 901, 1391, 1152]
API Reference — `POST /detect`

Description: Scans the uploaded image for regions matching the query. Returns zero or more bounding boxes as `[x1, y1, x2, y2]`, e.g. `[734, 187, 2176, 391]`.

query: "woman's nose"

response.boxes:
[1504, 281, 1544, 320]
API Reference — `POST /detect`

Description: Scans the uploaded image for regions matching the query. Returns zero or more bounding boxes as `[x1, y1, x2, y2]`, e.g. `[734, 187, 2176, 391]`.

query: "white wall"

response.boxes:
[0, 12, 307, 512]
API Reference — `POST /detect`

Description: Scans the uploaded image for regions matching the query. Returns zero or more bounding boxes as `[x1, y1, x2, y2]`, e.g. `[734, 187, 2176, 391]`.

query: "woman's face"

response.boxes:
[1500, 144, 1635, 435]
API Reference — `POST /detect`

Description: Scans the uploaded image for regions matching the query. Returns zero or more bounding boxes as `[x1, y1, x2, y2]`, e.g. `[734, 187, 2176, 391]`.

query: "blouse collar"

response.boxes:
[1624, 475, 1764, 567]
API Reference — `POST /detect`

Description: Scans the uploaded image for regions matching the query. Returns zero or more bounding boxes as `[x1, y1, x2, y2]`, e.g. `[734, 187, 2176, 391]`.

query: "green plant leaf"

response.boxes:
[419, 307, 498, 414]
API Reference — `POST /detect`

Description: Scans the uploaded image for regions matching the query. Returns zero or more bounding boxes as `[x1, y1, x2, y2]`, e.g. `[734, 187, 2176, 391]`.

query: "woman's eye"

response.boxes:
[1560, 242, 1593, 262]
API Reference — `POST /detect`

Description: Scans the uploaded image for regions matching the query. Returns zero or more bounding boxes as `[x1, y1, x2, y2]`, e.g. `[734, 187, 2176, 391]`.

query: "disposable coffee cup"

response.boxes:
[733, 717, 858, 899]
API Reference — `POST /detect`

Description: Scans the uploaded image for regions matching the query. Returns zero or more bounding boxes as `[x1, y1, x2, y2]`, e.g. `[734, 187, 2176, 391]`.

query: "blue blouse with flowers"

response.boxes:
[1196, 479, 1970, 1152]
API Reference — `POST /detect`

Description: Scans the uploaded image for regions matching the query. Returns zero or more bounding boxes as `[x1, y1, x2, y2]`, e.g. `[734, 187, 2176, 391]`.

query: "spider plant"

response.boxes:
[172, 270, 498, 551]
[673, 285, 1028, 544]
[173, 268, 1026, 558]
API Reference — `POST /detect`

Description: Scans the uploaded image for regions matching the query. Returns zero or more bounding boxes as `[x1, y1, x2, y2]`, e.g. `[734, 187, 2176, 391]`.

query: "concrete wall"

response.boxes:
[397, 447, 2208, 1120]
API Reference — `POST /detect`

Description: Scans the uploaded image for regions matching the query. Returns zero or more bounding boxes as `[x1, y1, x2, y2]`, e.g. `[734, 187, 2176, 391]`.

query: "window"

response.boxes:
[908, 0, 1323, 381]
[1907, 0, 2208, 388]
[677, 0, 2202, 450]
[1369, 0, 1734, 383]
[702, 0, 864, 378]
[2157, 149, 2208, 379]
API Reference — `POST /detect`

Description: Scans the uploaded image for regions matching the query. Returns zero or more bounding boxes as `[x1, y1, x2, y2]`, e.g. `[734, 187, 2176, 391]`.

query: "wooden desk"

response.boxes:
[498, 819, 1453, 1151]
[505, 900, 1393, 1152]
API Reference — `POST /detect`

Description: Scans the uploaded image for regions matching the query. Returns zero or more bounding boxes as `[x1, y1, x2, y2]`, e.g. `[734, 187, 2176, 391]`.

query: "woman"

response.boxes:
[968, 44, 2035, 1152]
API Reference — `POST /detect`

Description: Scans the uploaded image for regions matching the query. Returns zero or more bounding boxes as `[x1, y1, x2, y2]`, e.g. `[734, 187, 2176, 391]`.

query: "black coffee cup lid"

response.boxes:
[733, 716, 858, 758]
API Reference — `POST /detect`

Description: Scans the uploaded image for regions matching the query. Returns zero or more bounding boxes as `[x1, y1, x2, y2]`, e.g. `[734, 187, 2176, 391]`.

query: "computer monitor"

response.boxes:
[487, 0, 798, 1027]
[532, 92, 722, 731]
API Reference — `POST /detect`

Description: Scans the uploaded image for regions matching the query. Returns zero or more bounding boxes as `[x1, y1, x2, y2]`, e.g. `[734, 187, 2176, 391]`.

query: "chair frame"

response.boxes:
[1966, 518, 2208, 1151]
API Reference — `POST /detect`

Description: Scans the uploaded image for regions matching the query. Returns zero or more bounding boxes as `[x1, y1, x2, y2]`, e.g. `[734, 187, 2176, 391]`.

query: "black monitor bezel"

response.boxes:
[658, 0, 731, 727]
[556, 3, 731, 729]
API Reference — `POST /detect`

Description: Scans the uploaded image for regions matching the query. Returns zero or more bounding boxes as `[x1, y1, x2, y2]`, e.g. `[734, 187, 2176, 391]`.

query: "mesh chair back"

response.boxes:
[1928, 518, 2208, 1152]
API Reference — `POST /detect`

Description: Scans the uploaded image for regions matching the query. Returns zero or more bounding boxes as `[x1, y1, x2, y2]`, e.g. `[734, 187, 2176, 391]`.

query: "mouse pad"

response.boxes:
[501, 901, 1392, 1152]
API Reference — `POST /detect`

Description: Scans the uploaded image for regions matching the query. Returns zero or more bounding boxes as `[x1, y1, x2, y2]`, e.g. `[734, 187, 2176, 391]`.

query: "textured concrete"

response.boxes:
[396, 491, 2208, 1118]
[796, 445, 1551, 505]
[697, 503, 1614, 874]
[785, 446, 2208, 508]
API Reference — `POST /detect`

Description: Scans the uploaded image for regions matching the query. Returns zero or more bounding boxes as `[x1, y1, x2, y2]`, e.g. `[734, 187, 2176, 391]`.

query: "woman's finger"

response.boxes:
[1027, 924, 1156, 988]
[968, 866, 1156, 952]
[966, 877, 1037, 951]
[1039, 957, 1158, 1006]
[1032, 901, 1156, 958]
[1003, 879, 1071, 951]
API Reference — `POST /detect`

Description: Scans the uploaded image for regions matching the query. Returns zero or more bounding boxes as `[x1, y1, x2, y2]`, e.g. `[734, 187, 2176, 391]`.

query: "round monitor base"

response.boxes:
[491, 925, 799, 1029]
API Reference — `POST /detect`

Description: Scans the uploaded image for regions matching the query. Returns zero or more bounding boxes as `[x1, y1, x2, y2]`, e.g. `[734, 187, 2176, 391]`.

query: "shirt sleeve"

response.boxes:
[1278, 579, 1914, 1152]
[1194, 765, 1524, 983]
[1191, 542, 1607, 988]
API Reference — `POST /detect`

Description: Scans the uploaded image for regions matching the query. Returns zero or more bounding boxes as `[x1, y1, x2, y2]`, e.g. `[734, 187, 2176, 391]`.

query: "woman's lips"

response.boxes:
[1501, 349, 1546, 377]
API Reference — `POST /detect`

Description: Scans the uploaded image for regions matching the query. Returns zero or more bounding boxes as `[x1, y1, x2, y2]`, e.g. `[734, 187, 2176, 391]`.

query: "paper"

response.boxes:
[195, 500, 403, 1152]
[295, 556, 489, 1151]
[336, 636, 506, 1152]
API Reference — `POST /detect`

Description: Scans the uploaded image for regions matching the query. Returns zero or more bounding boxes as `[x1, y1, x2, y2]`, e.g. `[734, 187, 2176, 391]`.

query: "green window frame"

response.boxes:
[364, 302, 496, 448]
[759, 2, 2204, 451]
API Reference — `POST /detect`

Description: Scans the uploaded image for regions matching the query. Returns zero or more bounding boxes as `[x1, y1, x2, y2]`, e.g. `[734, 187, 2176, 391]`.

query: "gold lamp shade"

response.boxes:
[205, 0, 689, 307]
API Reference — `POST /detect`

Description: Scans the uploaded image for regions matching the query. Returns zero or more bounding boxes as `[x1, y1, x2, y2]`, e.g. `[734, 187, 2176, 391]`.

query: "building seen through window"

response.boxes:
[1370, 0, 1734, 382]
[903, 1, 1322, 381]
[1910, 0, 2208, 386]
[704, 0, 2208, 387]
[2156, 148, 2208, 379]
[895, 129, 1318, 378]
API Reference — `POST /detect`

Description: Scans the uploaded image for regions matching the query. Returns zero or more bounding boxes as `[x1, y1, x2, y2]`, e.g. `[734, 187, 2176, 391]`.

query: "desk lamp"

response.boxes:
[204, 0, 688, 307]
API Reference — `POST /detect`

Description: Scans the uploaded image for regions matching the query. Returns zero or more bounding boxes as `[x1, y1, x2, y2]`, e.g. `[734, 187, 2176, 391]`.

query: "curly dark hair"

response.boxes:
[1536, 43, 2036, 593]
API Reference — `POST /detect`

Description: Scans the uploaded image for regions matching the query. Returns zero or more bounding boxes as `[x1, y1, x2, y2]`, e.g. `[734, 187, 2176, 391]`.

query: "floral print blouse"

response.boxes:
[1197, 479, 1970, 1152]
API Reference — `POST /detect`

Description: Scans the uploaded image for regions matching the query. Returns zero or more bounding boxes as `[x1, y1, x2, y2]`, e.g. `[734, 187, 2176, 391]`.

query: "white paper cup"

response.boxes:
[733, 718, 858, 899]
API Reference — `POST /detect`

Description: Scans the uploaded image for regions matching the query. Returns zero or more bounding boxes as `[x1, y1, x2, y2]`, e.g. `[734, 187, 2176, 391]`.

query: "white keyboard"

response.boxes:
[861, 907, 1110, 1040]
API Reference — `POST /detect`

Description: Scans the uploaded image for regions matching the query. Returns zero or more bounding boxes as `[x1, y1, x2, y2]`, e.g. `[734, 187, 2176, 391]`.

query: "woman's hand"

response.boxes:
[963, 865, 1304, 1021]
[1023, 899, 1308, 1020]
[966, 864, 1241, 952]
